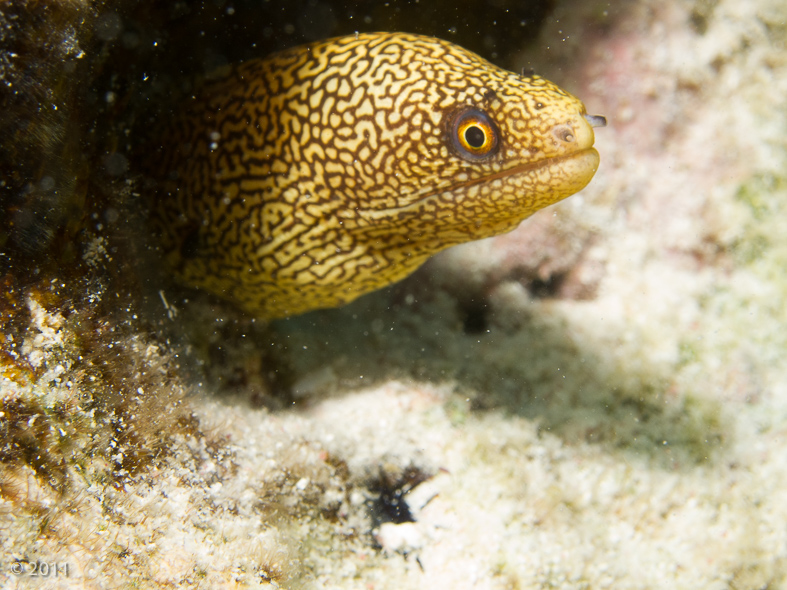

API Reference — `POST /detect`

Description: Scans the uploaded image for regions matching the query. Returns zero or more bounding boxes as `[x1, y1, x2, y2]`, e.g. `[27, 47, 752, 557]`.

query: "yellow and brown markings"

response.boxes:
[150, 32, 603, 319]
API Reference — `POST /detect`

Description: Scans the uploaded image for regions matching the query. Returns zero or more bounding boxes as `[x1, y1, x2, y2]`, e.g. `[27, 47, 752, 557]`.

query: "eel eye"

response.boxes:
[451, 108, 499, 160]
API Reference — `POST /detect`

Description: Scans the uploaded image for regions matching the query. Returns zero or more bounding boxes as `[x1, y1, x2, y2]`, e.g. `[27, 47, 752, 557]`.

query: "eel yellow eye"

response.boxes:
[450, 108, 499, 160]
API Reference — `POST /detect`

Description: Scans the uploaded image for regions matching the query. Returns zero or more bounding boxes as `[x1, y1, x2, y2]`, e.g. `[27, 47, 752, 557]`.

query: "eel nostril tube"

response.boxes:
[584, 114, 607, 128]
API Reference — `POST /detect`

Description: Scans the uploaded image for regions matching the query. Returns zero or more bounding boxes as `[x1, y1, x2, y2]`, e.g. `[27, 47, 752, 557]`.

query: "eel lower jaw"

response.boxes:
[354, 147, 600, 223]
[461, 147, 600, 192]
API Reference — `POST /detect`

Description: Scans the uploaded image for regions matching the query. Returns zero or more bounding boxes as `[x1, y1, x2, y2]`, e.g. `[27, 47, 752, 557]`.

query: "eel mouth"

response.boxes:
[356, 147, 600, 222]
[455, 147, 600, 193]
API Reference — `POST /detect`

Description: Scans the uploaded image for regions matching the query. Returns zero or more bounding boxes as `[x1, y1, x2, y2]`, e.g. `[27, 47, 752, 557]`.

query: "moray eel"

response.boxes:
[151, 32, 604, 319]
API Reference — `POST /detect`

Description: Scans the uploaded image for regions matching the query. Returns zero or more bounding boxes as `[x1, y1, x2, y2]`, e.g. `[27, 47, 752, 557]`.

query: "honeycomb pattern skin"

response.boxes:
[151, 32, 600, 319]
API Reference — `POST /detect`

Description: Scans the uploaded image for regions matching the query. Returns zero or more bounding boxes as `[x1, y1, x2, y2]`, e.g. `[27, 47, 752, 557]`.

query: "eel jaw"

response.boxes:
[355, 147, 600, 227]
[457, 146, 600, 193]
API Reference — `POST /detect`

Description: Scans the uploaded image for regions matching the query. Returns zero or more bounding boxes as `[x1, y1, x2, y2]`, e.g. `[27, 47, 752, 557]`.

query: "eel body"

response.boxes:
[151, 32, 603, 319]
